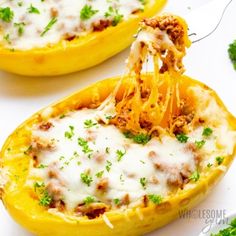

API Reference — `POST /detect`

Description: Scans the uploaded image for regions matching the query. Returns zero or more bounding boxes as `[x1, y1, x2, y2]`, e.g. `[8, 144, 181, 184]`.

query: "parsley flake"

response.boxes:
[202, 127, 213, 137]
[116, 149, 126, 162]
[80, 5, 98, 20]
[40, 17, 57, 37]
[176, 133, 189, 143]
[216, 156, 224, 165]
[189, 170, 200, 182]
[195, 140, 206, 149]
[0, 7, 14, 22]
[28, 4, 40, 14]
[64, 125, 74, 139]
[148, 194, 162, 205]
[140, 177, 147, 189]
[84, 196, 95, 205]
[80, 172, 93, 186]
[228, 40, 236, 70]
[78, 137, 93, 154]
[106, 160, 112, 172]
[84, 119, 97, 128]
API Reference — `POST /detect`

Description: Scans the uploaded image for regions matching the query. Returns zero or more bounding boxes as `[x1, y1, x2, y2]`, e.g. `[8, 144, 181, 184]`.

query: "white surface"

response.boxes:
[1, 0, 236, 235]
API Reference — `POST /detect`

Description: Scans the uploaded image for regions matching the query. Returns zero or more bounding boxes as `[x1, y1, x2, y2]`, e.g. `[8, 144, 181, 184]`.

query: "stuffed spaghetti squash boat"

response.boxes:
[1, 15, 236, 236]
[0, 0, 165, 76]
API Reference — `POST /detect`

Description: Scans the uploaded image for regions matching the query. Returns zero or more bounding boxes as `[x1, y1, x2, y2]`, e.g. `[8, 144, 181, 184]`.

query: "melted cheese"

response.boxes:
[32, 108, 195, 210]
[30, 88, 236, 212]
[0, 0, 144, 50]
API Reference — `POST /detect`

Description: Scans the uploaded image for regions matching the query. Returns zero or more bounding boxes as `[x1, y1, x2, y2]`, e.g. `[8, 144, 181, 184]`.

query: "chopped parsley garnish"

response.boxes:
[73, 151, 79, 157]
[105, 147, 110, 154]
[105, 160, 112, 172]
[123, 131, 134, 139]
[84, 196, 95, 205]
[37, 164, 48, 169]
[24, 145, 32, 155]
[96, 170, 104, 178]
[33, 182, 52, 206]
[228, 40, 236, 70]
[40, 17, 57, 37]
[138, 0, 147, 5]
[80, 5, 98, 20]
[123, 131, 151, 145]
[33, 181, 45, 192]
[78, 138, 93, 155]
[216, 156, 224, 165]
[116, 149, 126, 162]
[3, 34, 11, 44]
[18, 2, 23, 7]
[120, 174, 124, 183]
[133, 133, 151, 145]
[189, 170, 200, 182]
[0, 7, 14, 22]
[64, 125, 74, 139]
[113, 198, 120, 205]
[28, 4, 40, 14]
[195, 140, 206, 149]
[84, 119, 97, 128]
[202, 127, 213, 137]
[105, 115, 113, 120]
[148, 194, 162, 205]
[78, 137, 93, 154]
[140, 177, 147, 189]
[39, 191, 52, 206]
[14, 22, 25, 36]
[176, 133, 189, 143]
[211, 217, 236, 236]
[80, 172, 93, 186]
[59, 114, 66, 119]
[104, 6, 123, 26]
[207, 163, 213, 168]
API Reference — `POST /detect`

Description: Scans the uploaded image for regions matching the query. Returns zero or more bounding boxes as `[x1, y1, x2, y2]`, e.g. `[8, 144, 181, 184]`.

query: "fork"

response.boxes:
[186, 0, 233, 43]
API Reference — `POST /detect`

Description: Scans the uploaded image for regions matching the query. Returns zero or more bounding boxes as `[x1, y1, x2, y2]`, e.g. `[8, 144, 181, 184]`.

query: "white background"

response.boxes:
[0, 0, 236, 235]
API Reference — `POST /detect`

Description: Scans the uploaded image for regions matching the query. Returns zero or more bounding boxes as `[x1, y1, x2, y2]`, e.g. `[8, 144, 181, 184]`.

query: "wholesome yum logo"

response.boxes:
[179, 209, 228, 234]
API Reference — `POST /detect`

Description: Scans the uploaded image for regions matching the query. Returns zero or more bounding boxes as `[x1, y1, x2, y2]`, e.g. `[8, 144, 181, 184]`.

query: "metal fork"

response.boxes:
[186, 0, 233, 43]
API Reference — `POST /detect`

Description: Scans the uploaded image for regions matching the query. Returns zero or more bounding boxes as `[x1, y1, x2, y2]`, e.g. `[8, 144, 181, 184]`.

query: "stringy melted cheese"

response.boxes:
[0, 0, 144, 50]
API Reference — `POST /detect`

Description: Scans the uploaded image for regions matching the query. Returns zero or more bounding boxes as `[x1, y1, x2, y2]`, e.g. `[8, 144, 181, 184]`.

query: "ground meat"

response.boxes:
[50, 7, 58, 17]
[155, 162, 192, 189]
[39, 122, 53, 131]
[76, 204, 107, 219]
[96, 178, 109, 192]
[86, 207, 106, 219]
[185, 143, 202, 166]
[142, 15, 185, 47]
[122, 194, 130, 205]
[148, 150, 158, 158]
[50, 199, 65, 211]
[63, 33, 76, 41]
[32, 136, 55, 150]
[171, 112, 194, 134]
[92, 19, 112, 31]
[142, 195, 148, 207]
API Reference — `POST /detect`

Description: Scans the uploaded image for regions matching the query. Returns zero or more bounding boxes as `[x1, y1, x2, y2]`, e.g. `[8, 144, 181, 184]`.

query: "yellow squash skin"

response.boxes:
[0, 75, 236, 236]
[0, 0, 166, 77]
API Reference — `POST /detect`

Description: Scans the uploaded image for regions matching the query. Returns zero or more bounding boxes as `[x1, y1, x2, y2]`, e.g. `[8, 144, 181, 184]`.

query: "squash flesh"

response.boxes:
[0, 74, 236, 236]
[0, 0, 166, 76]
